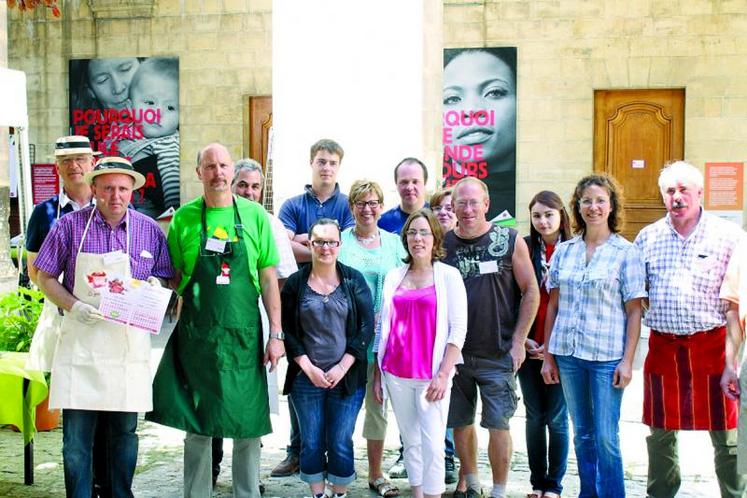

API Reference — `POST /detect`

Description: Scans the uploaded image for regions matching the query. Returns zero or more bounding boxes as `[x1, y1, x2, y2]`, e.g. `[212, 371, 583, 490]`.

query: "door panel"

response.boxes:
[246, 96, 273, 213]
[593, 89, 685, 240]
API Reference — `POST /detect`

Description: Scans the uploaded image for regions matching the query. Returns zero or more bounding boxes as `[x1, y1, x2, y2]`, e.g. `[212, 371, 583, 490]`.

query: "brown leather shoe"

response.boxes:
[270, 454, 299, 477]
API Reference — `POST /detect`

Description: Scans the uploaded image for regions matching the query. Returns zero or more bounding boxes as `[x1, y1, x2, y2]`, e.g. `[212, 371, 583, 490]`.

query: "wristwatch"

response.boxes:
[269, 331, 285, 340]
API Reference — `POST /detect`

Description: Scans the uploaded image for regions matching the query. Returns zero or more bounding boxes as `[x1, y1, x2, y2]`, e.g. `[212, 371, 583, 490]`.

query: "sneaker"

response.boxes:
[388, 457, 408, 479]
[444, 456, 457, 484]
[270, 454, 299, 477]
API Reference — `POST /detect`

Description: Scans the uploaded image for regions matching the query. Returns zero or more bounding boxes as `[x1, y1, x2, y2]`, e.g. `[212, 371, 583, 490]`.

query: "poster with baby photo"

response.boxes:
[68, 56, 180, 219]
[442, 47, 516, 222]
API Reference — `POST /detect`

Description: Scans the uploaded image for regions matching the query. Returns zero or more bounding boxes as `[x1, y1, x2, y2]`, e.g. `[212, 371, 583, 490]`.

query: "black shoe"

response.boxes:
[454, 489, 482, 498]
[259, 481, 265, 494]
[444, 456, 457, 484]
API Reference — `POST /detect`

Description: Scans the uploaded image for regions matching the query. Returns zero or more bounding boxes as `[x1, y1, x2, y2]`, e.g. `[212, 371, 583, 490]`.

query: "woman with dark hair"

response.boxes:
[374, 209, 467, 498]
[519, 191, 571, 498]
[442, 47, 516, 220]
[281, 218, 374, 498]
[541, 175, 645, 498]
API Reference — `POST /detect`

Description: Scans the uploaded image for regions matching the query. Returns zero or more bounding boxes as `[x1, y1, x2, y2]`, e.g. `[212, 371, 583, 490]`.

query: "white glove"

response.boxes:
[70, 300, 104, 324]
[146, 276, 162, 287]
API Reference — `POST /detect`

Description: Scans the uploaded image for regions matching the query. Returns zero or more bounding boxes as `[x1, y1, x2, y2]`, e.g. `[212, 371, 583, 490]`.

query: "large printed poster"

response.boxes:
[69, 57, 180, 219]
[442, 47, 517, 222]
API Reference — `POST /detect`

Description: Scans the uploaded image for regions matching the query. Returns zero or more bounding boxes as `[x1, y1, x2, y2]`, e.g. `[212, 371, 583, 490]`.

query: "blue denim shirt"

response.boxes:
[278, 183, 354, 235]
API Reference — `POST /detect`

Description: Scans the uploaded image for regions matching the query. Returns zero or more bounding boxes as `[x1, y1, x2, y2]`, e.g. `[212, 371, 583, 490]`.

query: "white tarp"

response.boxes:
[0, 68, 28, 127]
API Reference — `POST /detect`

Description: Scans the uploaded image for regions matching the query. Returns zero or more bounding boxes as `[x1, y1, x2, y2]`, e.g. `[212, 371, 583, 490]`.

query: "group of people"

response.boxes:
[23, 134, 747, 498]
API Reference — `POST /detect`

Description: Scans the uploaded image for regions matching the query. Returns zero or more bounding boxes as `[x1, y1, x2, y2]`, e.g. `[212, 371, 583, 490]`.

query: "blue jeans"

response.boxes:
[518, 358, 569, 494]
[62, 409, 138, 498]
[556, 355, 625, 498]
[290, 373, 365, 486]
[288, 395, 301, 457]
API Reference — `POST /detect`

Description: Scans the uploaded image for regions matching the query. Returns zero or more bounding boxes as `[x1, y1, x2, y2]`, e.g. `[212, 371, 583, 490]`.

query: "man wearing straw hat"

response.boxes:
[26, 135, 98, 285]
[33, 156, 174, 497]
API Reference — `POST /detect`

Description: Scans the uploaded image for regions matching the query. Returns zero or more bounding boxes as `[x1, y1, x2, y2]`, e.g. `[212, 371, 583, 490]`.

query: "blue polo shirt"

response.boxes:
[378, 203, 429, 234]
[25, 192, 94, 252]
[278, 183, 354, 235]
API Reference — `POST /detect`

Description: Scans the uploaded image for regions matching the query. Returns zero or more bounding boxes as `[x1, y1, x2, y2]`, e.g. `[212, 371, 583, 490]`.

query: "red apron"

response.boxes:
[643, 327, 737, 430]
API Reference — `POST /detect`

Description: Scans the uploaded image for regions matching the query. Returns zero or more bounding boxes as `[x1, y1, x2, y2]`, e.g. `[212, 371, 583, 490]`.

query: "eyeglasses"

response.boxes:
[455, 199, 483, 209]
[310, 239, 341, 248]
[405, 229, 433, 238]
[354, 200, 381, 209]
[578, 197, 610, 208]
[60, 156, 91, 167]
[431, 204, 453, 213]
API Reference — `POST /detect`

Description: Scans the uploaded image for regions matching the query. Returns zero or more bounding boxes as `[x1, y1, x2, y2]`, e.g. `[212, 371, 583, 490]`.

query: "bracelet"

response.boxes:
[337, 363, 346, 374]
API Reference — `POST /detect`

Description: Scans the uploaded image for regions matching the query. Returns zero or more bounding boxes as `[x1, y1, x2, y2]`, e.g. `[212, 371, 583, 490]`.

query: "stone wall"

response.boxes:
[8, 0, 272, 201]
[444, 0, 747, 229]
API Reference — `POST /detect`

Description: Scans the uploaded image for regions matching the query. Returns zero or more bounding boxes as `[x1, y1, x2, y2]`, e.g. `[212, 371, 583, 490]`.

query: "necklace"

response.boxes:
[354, 228, 379, 245]
[309, 273, 339, 303]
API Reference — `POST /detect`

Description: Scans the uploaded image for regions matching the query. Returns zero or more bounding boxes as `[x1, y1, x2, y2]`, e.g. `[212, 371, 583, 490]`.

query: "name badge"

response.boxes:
[216, 275, 230, 285]
[205, 237, 227, 253]
[479, 260, 498, 274]
[103, 250, 127, 265]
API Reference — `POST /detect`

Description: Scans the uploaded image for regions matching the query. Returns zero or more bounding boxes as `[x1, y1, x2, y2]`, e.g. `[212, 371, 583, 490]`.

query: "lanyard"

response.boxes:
[77, 208, 130, 258]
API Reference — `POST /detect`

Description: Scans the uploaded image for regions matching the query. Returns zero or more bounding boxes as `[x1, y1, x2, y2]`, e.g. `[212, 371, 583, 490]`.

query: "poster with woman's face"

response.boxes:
[69, 56, 181, 219]
[442, 47, 517, 222]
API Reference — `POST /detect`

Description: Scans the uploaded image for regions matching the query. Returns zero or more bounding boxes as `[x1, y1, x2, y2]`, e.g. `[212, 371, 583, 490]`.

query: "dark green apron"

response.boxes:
[147, 199, 270, 438]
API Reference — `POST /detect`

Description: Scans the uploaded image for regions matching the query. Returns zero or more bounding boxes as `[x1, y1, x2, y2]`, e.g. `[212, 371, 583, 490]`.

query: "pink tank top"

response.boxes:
[381, 284, 437, 380]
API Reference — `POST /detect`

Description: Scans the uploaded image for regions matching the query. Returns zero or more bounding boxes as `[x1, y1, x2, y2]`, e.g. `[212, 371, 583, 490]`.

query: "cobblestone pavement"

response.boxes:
[0, 329, 724, 497]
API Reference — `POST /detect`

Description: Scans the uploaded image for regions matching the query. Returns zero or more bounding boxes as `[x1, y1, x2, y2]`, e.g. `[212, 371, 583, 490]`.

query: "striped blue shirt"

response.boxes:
[547, 233, 646, 361]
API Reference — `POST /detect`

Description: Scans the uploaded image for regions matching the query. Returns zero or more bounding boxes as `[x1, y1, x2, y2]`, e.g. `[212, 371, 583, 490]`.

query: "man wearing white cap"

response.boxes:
[33, 156, 174, 497]
[26, 135, 98, 284]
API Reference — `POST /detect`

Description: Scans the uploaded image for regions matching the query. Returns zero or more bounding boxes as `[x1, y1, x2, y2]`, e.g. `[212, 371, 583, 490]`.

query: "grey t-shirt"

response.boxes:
[300, 284, 349, 371]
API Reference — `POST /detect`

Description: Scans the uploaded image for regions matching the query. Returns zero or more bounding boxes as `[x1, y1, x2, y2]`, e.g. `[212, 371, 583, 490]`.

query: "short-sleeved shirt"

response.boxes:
[268, 213, 297, 279]
[34, 206, 174, 292]
[378, 203, 429, 235]
[719, 234, 747, 325]
[278, 183, 354, 235]
[25, 191, 94, 252]
[635, 210, 739, 334]
[442, 224, 520, 358]
[548, 233, 646, 361]
[168, 196, 279, 295]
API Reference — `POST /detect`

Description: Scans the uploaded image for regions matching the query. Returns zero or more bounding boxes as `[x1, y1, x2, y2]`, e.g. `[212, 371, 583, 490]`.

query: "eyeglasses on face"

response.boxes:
[405, 229, 433, 238]
[578, 197, 609, 208]
[60, 156, 91, 166]
[354, 200, 381, 209]
[310, 239, 341, 248]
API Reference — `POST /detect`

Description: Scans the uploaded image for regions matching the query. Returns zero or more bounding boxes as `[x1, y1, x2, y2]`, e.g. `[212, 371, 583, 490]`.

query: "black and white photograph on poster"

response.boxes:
[68, 56, 180, 219]
[442, 47, 517, 223]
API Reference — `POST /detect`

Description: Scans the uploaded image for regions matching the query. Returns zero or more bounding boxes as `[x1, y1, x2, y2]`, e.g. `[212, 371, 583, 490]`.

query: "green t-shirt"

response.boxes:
[338, 228, 405, 361]
[167, 195, 279, 295]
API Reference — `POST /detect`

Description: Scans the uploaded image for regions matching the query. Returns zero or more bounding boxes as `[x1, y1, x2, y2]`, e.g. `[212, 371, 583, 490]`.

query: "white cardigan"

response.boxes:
[376, 261, 468, 381]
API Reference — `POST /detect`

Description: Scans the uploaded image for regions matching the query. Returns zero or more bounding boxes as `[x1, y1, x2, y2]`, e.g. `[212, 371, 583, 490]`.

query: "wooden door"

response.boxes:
[244, 96, 273, 212]
[593, 89, 685, 240]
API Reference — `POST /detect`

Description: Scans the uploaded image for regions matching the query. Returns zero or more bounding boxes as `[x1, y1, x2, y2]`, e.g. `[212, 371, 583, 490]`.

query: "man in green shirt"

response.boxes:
[148, 143, 284, 498]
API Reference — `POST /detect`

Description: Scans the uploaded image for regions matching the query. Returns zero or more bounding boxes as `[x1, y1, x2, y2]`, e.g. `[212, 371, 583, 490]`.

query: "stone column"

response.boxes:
[0, 1, 20, 294]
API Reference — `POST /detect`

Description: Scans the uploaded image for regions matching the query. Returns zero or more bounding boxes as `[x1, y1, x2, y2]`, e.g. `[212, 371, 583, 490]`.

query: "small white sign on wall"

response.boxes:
[632, 159, 645, 169]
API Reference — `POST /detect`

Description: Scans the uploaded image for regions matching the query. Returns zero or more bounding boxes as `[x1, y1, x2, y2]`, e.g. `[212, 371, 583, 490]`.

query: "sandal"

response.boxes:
[526, 491, 543, 498]
[369, 477, 400, 497]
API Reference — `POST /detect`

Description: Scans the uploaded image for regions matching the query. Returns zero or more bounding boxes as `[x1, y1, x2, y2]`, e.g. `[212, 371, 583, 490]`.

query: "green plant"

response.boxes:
[0, 287, 45, 353]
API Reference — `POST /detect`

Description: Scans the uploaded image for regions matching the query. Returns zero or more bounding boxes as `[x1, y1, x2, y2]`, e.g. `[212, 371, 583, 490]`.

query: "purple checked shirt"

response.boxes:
[34, 206, 174, 293]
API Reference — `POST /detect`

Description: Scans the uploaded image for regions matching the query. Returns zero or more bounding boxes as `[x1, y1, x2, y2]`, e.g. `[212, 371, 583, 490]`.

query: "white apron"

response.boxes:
[27, 199, 68, 372]
[49, 209, 152, 412]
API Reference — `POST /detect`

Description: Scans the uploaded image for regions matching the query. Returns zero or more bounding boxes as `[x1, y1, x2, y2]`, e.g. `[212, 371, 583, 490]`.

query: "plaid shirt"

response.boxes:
[634, 210, 739, 334]
[548, 233, 646, 361]
[34, 206, 174, 293]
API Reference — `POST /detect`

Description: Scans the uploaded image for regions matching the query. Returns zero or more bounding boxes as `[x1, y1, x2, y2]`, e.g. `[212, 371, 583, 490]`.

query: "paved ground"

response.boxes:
[0, 328, 727, 497]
